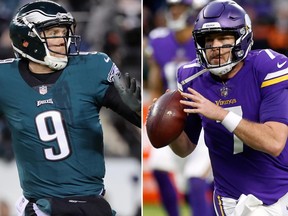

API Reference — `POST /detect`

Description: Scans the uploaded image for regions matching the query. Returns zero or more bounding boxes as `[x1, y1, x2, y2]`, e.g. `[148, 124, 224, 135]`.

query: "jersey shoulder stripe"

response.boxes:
[183, 62, 201, 69]
[177, 61, 202, 91]
[261, 68, 288, 87]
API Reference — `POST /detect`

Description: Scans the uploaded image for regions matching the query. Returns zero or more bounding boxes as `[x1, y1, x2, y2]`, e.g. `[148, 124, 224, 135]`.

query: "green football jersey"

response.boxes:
[0, 52, 117, 199]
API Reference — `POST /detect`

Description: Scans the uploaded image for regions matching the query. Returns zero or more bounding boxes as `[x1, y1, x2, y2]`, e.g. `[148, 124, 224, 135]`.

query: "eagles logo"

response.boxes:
[107, 63, 121, 83]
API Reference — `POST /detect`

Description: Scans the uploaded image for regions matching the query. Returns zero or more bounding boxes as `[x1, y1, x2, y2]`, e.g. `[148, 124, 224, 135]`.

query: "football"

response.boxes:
[146, 90, 187, 148]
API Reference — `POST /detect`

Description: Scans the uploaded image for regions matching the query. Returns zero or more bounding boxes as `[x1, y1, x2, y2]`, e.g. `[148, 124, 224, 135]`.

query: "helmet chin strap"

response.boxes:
[44, 54, 68, 70]
[13, 43, 68, 71]
[204, 47, 239, 76]
[43, 41, 68, 70]
[208, 60, 238, 76]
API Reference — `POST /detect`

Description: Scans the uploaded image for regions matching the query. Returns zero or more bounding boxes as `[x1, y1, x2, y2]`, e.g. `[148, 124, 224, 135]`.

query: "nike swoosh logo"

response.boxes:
[104, 57, 110, 63]
[277, 61, 287, 68]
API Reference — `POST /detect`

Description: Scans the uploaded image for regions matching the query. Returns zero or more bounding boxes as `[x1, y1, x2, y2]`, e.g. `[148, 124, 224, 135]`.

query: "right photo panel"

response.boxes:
[143, 0, 288, 216]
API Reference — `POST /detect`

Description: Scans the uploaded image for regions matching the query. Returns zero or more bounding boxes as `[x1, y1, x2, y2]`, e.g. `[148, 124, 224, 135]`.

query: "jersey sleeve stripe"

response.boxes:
[261, 74, 288, 88]
[183, 62, 200, 69]
[263, 67, 288, 80]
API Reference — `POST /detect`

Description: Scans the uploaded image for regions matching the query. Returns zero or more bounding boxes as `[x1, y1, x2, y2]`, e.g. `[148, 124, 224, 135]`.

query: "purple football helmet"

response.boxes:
[193, 0, 253, 76]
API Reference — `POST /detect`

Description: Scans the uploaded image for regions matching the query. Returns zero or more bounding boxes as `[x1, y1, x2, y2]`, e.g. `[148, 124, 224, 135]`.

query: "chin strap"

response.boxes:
[204, 47, 239, 76]
[44, 55, 68, 70]
[209, 61, 238, 76]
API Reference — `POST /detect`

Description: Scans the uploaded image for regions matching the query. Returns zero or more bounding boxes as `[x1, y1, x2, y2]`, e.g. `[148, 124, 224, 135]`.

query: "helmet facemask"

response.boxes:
[197, 43, 236, 76]
[192, 1, 254, 76]
[37, 18, 81, 70]
[40, 27, 71, 71]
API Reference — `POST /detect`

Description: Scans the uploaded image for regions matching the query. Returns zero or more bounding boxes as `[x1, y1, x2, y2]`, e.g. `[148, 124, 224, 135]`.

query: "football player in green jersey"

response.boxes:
[0, 0, 141, 215]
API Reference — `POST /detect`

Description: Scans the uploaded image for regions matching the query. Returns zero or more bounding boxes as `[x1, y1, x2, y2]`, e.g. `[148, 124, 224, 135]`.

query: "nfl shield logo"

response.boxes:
[39, 85, 48, 95]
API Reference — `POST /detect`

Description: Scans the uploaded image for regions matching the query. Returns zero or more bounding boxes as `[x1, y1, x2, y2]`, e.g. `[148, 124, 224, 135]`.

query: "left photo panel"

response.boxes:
[0, 0, 142, 216]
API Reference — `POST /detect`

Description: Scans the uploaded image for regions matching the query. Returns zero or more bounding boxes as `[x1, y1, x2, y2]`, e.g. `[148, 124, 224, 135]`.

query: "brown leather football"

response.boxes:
[146, 90, 187, 148]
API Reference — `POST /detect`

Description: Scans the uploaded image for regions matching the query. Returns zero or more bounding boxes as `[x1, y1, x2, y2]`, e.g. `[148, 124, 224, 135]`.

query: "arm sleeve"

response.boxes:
[184, 113, 202, 145]
[260, 88, 288, 125]
[102, 85, 141, 128]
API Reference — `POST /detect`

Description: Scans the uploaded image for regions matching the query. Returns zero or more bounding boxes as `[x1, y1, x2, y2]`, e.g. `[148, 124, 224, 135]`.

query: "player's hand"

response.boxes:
[146, 89, 172, 122]
[114, 72, 141, 112]
[180, 87, 228, 121]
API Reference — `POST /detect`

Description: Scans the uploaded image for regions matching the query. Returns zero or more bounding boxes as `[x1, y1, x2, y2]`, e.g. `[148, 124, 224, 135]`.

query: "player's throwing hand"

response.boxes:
[180, 88, 228, 122]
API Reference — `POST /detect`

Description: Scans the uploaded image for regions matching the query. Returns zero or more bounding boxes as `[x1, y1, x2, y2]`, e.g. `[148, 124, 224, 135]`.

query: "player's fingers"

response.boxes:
[130, 77, 136, 93]
[187, 87, 204, 98]
[181, 91, 201, 103]
[124, 73, 131, 88]
[180, 100, 200, 113]
[183, 107, 199, 114]
[135, 86, 141, 100]
[180, 91, 190, 99]
[152, 98, 158, 103]
[147, 98, 158, 111]
[148, 97, 158, 110]
[180, 100, 198, 109]
[148, 103, 154, 112]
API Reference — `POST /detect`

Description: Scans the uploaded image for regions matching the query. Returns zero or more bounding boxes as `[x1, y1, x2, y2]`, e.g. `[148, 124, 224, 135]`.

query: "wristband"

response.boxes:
[221, 111, 242, 132]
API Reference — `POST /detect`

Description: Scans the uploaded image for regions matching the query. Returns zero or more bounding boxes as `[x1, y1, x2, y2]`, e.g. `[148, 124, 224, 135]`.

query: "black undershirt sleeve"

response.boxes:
[184, 113, 202, 144]
[102, 85, 141, 128]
